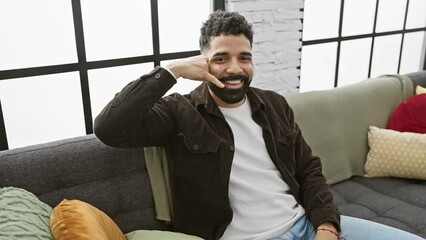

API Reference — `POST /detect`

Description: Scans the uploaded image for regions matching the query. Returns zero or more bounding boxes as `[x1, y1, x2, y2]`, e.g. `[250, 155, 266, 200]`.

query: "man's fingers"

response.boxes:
[205, 72, 224, 88]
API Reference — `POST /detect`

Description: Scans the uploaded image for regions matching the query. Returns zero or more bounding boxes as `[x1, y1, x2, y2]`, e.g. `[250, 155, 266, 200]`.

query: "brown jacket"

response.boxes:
[94, 66, 340, 240]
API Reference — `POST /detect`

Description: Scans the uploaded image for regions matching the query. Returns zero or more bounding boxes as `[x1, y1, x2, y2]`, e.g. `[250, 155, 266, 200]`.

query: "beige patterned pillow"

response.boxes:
[416, 85, 426, 95]
[365, 126, 426, 179]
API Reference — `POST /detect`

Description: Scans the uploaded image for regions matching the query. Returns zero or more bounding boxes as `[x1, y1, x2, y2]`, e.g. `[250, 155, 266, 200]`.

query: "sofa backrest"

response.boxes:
[286, 75, 413, 184]
[0, 134, 170, 234]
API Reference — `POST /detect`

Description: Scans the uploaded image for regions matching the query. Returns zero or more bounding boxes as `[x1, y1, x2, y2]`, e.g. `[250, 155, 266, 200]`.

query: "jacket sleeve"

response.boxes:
[286, 104, 341, 232]
[94, 66, 178, 148]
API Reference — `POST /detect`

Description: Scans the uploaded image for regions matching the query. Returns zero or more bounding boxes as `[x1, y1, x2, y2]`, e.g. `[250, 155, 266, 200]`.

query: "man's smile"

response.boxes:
[218, 74, 249, 89]
[223, 79, 244, 89]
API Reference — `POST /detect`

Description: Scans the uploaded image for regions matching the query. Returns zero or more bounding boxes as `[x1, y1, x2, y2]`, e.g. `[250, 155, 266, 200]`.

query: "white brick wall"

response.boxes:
[225, 0, 304, 95]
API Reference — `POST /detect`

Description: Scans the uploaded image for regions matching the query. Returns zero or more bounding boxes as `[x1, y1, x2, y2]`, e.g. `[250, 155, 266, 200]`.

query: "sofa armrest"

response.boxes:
[406, 70, 426, 93]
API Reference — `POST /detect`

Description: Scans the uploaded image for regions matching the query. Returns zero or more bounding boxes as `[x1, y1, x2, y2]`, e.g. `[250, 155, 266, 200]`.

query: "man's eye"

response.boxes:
[214, 58, 226, 63]
[241, 57, 252, 62]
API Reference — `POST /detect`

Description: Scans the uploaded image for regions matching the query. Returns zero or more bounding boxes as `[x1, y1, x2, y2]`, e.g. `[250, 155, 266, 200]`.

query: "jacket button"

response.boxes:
[155, 73, 161, 79]
[193, 144, 199, 150]
[229, 145, 234, 151]
[222, 180, 227, 186]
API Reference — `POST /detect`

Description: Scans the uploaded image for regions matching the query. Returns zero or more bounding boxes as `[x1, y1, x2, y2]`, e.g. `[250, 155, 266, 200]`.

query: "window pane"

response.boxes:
[300, 43, 337, 92]
[371, 34, 402, 77]
[376, 0, 407, 33]
[302, 0, 341, 41]
[89, 63, 154, 119]
[406, 0, 426, 29]
[81, 0, 153, 61]
[161, 60, 203, 96]
[0, 0, 77, 70]
[400, 31, 425, 74]
[158, 0, 211, 53]
[342, 0, 376, 36]
[338, 38, 372, 87]
[0, 72, 85, 149]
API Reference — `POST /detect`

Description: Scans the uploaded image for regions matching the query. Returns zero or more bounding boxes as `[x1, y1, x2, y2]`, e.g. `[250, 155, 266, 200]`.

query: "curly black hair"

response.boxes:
[199, 10, 253, 52]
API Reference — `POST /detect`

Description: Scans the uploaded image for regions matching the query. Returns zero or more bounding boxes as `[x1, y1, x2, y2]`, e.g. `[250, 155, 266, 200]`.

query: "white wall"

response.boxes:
[226, 0, 304, 95]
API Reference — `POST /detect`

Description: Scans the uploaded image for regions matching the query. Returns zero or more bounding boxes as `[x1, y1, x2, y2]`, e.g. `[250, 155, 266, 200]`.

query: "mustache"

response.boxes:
[219, 74, 249, 82]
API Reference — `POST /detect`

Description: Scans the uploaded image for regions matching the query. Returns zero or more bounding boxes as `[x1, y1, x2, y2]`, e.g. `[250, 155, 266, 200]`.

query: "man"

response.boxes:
[94, 10, 423, 240]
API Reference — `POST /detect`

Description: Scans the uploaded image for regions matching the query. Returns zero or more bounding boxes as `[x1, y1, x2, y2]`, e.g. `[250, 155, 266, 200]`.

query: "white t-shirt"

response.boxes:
[219, 98, 305, 240]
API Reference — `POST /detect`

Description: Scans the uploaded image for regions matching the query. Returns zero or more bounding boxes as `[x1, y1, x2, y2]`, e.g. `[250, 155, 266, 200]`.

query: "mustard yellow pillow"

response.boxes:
[416, 85, 426, 95]
[50, 199, 126, 240]
[365, 126, 426, 179]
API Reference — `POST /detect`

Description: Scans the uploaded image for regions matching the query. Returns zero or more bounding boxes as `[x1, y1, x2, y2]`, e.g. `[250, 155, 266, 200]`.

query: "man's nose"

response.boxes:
[226, 59, 243, 74]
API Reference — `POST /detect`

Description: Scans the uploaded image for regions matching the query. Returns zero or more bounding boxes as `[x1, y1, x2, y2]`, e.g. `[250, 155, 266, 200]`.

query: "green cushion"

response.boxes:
[286, 75, 413, 184]
[0, 187, 53, 240]
[126, 230, 204, 240]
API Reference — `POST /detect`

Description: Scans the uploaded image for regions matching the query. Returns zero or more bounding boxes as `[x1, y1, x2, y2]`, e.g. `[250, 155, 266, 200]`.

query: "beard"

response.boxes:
[208, 74, 252, 104]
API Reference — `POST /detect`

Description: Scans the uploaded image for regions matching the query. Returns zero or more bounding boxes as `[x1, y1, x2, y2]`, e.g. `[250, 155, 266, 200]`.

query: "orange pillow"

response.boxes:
[50, 199, 126, 240]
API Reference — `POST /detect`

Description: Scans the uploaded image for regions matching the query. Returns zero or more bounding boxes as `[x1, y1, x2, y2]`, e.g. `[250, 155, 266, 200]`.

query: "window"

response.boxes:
[0, 73, 86, 148]
[300, 0, 426, 92]
[0, 0, 225, 150]
[0, 0, 77, 70]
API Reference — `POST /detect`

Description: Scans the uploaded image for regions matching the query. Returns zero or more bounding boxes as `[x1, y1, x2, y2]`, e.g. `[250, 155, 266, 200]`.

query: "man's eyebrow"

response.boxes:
[212, 52, 229, 57]
[211, 51, 252, 57]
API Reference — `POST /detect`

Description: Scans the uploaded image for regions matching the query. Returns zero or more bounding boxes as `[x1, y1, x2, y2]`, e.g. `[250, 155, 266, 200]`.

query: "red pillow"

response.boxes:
[387, 94, 426, 133]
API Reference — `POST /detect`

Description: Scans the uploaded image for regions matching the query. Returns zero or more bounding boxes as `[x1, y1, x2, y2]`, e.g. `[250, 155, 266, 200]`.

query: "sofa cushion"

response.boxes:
[0, 187, 53, 240]
[0, 134, 171, 234]
[286, 75, 414, 184]
[331, 176, 426, 238]
[126, 230, 203, 240]
[387, 94, 426, 133]
[365, 126, 426, 180]
[50, 199, 126, 240]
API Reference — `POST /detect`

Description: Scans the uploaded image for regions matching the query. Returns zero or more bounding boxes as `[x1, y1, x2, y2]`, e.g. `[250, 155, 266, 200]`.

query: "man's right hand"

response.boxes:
[166, 55, 225, 88]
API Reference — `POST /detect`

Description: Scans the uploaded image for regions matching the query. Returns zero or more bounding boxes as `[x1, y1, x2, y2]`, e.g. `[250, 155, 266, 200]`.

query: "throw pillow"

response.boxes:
[50, 199, 126, 240]
[0, 187, 53, 240]
[126, 230, 204, 240]
[365, 126, 426, 180]
[416, 85, 426, 95]
[387, 94, 426, 133]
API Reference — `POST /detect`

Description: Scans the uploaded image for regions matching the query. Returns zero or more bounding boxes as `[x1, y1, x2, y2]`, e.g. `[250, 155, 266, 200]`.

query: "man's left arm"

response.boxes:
[315, 222, 340, 240]
[285, 103, 341, 233]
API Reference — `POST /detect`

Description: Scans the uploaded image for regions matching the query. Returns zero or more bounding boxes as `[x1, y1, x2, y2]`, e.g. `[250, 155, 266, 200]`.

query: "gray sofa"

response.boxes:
[1, 71, 426, 238]
[286, 71, 426, 238]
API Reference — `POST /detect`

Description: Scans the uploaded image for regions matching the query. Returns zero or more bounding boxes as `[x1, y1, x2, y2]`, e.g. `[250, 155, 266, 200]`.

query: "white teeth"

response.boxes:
[225, 80, 241, 84]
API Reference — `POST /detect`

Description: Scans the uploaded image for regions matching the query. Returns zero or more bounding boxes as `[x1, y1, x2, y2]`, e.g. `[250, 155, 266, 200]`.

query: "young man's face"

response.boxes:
[203, 34, 254, 108]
